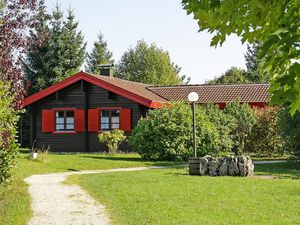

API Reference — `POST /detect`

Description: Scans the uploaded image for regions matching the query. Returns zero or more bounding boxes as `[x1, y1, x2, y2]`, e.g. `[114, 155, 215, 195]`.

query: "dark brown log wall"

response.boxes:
[30, 81, 146, 152]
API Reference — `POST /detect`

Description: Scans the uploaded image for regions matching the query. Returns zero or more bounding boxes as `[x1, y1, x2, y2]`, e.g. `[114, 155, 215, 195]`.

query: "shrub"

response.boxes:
[246, 106, 283, 156]
[279, 108, 300, 157]
[129, 102, 221, 161]
[98, 129, 126, 155]
[224, 102, 257, 155]
[202, 104, 236, 155]
[0, 82, 20, 183]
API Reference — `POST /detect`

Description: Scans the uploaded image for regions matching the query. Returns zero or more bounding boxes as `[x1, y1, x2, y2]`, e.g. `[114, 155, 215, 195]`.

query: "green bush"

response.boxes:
[247, 106, 283, 156]
[202, 104, 236, 155]
[129, 102, 222, 161]
[224, 102, 257, 155]
[279, 108, 300, 157]
[98, 129, 126, 155]
[0, 82, 20, 183]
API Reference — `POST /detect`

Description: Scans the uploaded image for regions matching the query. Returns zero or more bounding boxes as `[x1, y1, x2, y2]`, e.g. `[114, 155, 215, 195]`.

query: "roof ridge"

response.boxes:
[84, 71, 150, 87]
[147, 82, 270, 89]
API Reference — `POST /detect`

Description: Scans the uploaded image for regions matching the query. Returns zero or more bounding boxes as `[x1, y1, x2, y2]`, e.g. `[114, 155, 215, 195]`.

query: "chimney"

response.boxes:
[99, 63, 114, 77]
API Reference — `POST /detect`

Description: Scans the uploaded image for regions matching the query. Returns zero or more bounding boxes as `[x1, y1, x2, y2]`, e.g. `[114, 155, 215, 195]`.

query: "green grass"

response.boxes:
[73, 162, 300, 225]
[248, 153, 291, 161]
[0, 152, 178, 225]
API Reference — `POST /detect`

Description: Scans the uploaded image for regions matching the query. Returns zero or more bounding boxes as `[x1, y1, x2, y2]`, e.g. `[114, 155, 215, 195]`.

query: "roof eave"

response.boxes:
[22, 71, 164, 108]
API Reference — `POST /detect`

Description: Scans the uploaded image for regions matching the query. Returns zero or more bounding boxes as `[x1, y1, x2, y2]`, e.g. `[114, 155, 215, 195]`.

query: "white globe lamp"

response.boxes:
[188, 92, 199, 102]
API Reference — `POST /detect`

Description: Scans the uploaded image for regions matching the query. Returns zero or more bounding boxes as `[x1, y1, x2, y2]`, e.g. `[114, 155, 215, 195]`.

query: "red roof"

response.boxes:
[23, 71, 270, 108]
[23, 71, 166, 108]
[147, 83, 270, 104]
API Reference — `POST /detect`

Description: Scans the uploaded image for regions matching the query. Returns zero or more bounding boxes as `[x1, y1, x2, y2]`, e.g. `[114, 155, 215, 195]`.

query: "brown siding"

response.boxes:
[31, 81, 146, 152]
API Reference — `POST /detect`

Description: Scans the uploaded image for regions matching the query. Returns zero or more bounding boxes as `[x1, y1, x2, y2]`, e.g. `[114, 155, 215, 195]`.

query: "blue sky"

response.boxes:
[45, 0, 247, 84]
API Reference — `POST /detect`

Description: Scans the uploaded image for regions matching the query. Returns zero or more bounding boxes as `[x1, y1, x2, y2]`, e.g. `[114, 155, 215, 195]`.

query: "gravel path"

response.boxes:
[25, 167, 163, 225]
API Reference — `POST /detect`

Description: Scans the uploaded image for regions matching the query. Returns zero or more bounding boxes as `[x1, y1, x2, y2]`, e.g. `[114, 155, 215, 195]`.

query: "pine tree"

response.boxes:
[244, 41, 261, 82]
[24, 5, 87, 92]
[48, 5, 65, 82]
[24, 9, 52, 95]
[56, 8, 86, 82]
[244, 41, 271, 82]
[86, 32, 114, 74]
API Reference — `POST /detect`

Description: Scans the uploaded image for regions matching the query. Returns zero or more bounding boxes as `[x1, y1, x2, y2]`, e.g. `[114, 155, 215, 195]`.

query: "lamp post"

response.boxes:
[188, 92, 199, 158]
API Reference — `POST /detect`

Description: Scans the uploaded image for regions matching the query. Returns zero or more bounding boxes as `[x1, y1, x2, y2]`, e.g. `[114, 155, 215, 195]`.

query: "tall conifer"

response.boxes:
[86, 32, 114, 74]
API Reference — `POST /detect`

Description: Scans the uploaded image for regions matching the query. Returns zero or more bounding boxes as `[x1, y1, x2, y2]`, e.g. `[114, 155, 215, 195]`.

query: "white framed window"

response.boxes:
[55, 111, 74, 131]
[100, 109, 120, 130]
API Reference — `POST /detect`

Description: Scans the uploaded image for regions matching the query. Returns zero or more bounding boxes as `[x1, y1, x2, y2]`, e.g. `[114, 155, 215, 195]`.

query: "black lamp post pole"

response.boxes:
[192, 101, 196, 158]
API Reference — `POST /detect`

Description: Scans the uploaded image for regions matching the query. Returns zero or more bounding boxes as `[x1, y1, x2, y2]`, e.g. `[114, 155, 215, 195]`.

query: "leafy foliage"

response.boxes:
[202, 104, 235, 154]
[0, 82, 20, 183]
[115, 40, 189, 85]
[86, 32, 114, 74]
[279, 109, 300, 157]
[224, 102, 257, 155]
[0, 0, 44, 181]
[129, 102, 222, 160]
[182, 0, 300, 115]
[247, 107, 283, 156]
[207, 67, 249, 84]
[98, 129, 126, 155]
[208, 43, 270, 84]
[0, 0, 46, 108]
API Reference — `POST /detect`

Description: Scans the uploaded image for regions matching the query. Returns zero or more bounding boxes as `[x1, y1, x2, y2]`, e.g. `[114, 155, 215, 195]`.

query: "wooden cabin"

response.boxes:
[23, 71, 269, 152]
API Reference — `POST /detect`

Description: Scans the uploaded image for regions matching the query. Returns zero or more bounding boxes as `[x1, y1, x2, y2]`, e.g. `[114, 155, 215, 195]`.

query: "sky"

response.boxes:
[44, 0, 248, 84]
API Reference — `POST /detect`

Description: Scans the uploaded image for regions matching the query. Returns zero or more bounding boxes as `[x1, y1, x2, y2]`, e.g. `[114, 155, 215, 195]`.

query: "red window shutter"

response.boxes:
[120, 109, 131, 131]
[88, 109, 99, 132]
[74, 109, 85, 132]
[42, 110, 54, 132]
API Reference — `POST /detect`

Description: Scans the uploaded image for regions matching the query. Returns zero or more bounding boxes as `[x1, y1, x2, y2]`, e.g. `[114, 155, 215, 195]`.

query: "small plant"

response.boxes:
[98, 129, 126, 155]
[36, 147, 50, 163]
[29, 143, 51, 163]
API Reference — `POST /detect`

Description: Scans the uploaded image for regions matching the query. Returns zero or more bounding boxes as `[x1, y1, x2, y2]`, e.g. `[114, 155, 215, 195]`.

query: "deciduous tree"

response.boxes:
[182, 0, 300, 115]
[0, 0, 46, 107]
[207, 67, 248, 84]
[0, 0, 45, 182]
[115, 40, 189, 85]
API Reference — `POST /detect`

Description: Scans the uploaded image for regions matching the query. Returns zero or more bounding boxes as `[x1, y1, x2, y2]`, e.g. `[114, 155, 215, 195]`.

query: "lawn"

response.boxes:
[73, 162, 300, 225]
[0, 152, 178, 225]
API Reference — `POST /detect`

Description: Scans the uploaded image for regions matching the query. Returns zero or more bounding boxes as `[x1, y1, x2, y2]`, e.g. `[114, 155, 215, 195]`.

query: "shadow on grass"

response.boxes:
[163, 162, 300, 179]
[67, 169, 80, 172]
[254, 161, 300, 179]
[19, 149, 30, 154]
[79, 155, 184, 167]
[80, 155, 144, 162]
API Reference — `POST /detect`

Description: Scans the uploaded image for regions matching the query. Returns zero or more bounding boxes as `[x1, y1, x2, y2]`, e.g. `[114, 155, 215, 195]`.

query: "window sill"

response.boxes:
[52, 131, 77, 134]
